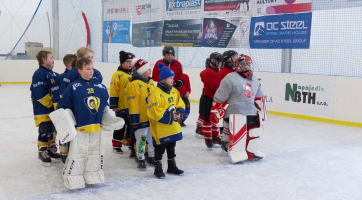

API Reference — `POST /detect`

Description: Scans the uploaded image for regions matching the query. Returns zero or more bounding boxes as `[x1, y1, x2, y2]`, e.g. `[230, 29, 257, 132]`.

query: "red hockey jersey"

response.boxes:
[217, 67, 234, 88]
[152, 59, 183, 82]
[178, 73, 191, 96]
[200, 68, 218, 99]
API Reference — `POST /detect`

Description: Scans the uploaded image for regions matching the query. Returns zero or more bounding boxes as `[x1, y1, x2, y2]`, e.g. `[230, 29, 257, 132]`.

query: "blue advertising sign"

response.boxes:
[166, 0, 201, 11]
[103, 21, 131, 44]
[249, 12, 312, 49]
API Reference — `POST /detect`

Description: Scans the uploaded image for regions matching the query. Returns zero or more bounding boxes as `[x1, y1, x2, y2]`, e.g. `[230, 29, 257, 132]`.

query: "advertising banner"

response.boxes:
[132, 0, 164, 23]
[254, 72, 281, 112]
[312, 0, 362, 10]
[280, 74, 334, 119]
[162, 19, 203, 47]
[166, 0, 202, 19]
[103, 1, 131, 21]
[103, 21, 131, 44]
[250, 0, 312, 16]
[202, 17, 250, 48]
[249, 12, 312, 49]
[132, 21, 164, 47]
[204, 0, 251, 17]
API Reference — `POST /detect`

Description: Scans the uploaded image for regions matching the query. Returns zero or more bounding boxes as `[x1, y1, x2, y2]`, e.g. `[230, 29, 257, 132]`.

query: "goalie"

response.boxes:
[51, 58, 124, 189]
[211, 55, 267, 163]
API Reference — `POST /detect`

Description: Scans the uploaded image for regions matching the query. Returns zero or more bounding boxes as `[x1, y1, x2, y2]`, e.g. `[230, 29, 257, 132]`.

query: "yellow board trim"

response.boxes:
[0, 82, 32, 84]
[188, 99, 362, 129]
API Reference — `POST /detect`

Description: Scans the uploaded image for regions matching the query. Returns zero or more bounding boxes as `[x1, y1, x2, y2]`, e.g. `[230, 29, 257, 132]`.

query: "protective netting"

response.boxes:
[1, 0, 362, 77]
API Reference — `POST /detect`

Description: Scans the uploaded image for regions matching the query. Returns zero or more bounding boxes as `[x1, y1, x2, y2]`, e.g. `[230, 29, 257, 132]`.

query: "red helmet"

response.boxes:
[235, 55, 253, 80]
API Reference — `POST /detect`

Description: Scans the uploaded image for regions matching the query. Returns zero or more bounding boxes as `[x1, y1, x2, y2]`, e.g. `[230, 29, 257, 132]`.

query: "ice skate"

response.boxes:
[47, 144, 61, 162]
[113, 147, 123, 154]
[38, 147, 51, 167]
[195, 126, 204, 139]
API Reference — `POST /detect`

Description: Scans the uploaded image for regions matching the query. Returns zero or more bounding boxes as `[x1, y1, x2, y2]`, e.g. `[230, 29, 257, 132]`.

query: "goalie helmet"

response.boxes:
[162, 46, 175, 56]
[222, 50, 238, 69]
[235, 54, 253, 80]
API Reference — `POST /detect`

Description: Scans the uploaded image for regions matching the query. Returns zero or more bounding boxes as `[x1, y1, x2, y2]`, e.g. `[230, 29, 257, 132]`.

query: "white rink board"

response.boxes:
[254, 72, 281, 112]
[280, 73, 335, 119]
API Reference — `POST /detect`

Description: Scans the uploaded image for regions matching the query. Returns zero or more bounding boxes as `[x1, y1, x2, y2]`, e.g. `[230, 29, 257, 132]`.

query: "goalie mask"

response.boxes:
[235, 55, 253, 80]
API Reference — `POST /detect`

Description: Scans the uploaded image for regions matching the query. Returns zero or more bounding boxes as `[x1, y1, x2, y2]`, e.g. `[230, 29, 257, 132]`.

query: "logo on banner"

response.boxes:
[204, 20, 218, 45]
[136, 4, 159, 15]
[166, 0, 202, 11]
[285, 83, 328, 106]
[107, 7, 128, 14]
[254, 22, 265, 36]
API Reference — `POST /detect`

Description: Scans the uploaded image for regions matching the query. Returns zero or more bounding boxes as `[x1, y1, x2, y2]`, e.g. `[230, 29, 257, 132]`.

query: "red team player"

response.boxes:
[177, 71, 191, 126]
[199, 52, 224, 148]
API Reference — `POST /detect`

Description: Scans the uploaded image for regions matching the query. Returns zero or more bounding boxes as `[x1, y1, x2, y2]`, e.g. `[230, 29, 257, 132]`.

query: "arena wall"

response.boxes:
[1, 60, 361, 127]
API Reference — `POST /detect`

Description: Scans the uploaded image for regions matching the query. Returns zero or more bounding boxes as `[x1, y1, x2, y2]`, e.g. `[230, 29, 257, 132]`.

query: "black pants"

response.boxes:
[112, 115, 130, 146]
[181, 96, 190, 111]
[155, 142, 176, 161]
[199, 94, 213, 122]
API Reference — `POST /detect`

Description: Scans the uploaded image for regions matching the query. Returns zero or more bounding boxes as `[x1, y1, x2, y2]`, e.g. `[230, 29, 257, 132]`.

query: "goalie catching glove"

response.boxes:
[101, 106, 125, 132]
[210, 102, 229, 125]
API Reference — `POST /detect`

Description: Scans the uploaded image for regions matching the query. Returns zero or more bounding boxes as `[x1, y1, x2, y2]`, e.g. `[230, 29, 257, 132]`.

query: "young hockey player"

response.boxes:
[152, 46, 183, 83]
[216, 50, 239, 88]
[177, 68, 191, 127]
[52, 54, 77, 163]
[147, 63, 185, 179]
[54, 58, 124, 189]
[212, 55, 266, 160]
[110, 51, 134, 154]
[199, 52, 224, 148]
[59, 47, 103, 96]
[30, 50, 61, 166]
[127, 59, 155, 170]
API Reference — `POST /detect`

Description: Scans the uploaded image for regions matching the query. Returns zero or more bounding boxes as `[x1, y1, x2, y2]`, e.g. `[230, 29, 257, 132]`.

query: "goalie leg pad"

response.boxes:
[249, 113, 264, 138]
[222, 120, 230, 142]
[83, 131, 105, 184]
[255, 95, 267, 121]
[49, 109, 77, 144]
[102, 106, 125, 131]
[246, 137, 265, 159]
[61, 131, 88, 189]
[228, 114, 248, 163]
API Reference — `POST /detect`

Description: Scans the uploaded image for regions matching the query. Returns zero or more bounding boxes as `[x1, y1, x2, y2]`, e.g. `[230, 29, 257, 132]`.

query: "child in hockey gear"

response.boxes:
[199, 52, 223, 148]
[152, 46, 183, 84]
[56, 58, 124, 189]
[216, 50, 238, 88]
[31, 51, 61, 166]
[59, 47, 103, 98]
[110, 51, 134, 154]
[127, 59, 155, 170]
[213, 55, 266, 161]
[147, 63, 185, 179]
[178, 67, 191, 126]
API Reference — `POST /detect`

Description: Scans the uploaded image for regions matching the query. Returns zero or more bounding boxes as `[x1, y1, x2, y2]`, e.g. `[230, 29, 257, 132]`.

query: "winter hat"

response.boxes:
[158, 63, 175, 81]
[119, 51, 132, 64]
[134, 59, 152, 75]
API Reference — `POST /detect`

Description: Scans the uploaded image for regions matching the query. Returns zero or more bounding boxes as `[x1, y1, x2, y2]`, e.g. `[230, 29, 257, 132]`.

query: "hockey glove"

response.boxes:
[173, 79, 184, 90]
[210, 102, 229, 125]
[101, 106, 125, 131]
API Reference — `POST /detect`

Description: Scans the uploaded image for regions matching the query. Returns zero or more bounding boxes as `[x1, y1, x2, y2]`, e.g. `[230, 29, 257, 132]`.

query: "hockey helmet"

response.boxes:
[162, 46, 175, 56]
[207, 52, 223, 69]
[222, 50, 238, 69]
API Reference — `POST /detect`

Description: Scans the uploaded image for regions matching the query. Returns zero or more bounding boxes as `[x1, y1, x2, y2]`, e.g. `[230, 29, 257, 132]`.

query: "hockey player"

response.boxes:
[59, 47, 103, 97]
[152, 46, 184, 90]
[109, 51, 134, 154]
[55, 58, 124, 189]
[212, 55, 266, 161]
[127, 59, 155, 170]
[177, 67, 191, 127]
[30, 50, 61, 166]
[147, 63, 185, 179]
[199, 52, 223, 148]
[216, 50, 239, 88]
[52, 54, 77, 109]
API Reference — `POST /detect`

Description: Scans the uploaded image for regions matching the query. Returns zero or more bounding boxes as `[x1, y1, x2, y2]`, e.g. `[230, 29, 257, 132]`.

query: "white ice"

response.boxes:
[0, 84, 361, 200]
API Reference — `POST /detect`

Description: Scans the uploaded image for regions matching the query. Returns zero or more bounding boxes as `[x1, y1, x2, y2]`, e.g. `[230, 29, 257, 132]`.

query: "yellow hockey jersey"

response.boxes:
[109, 68, 132, 117]
[127, 78, 155, 132]
[147, 83, 185, 145]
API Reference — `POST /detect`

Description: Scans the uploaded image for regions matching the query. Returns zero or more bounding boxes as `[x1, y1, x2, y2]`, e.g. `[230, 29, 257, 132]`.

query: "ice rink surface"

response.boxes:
[0, 84, 361, 200]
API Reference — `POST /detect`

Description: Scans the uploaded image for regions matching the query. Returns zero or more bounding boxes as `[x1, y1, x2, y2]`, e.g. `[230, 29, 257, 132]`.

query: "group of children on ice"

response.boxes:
[30, 46, 266, 189]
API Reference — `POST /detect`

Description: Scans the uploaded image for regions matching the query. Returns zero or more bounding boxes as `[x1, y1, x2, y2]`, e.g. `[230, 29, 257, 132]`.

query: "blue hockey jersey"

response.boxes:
[59, 67, 103, 98]
[52, 69, 69, 109]
[57, 77, 109, 133]
[30, 66, 55, 127]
